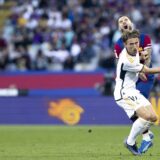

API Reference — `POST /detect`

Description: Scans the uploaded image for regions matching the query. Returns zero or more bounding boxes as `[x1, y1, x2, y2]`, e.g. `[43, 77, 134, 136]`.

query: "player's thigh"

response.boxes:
[136, 106, 152, 120]
[116, 98, 139, 118]
[116, 91, 151, 118]
[136, 105, 157, 122]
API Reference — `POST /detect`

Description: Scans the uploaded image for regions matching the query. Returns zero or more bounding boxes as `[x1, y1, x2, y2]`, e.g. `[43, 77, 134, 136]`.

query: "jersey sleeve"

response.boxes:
[114, 39, 124, 58]
[123, 61, 144, 73]
[114, 43, 122, 58]
[143, 34, 151, 50]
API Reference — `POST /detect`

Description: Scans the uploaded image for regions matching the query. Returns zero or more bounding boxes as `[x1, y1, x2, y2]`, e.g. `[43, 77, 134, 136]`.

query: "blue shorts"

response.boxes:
[136, 74, 154, 99]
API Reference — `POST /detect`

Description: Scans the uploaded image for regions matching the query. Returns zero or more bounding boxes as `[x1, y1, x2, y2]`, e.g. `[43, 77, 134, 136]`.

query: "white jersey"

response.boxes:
[114, 48, 144, 101]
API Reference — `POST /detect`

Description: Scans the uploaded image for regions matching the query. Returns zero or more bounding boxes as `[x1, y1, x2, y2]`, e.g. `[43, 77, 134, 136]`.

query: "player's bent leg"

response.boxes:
[136, 105, 158, 123]
[138, 122, 155, 153]
[130, 113, 152, 142]
[136, 105, 157, 153]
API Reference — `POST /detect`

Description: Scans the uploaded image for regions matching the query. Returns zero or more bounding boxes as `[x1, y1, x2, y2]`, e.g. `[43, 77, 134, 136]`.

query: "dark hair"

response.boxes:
[122, 30, 140, 43]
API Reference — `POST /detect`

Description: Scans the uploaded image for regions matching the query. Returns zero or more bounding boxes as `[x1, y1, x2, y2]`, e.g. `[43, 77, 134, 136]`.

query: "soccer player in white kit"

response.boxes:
[114, 30, 160, 156]
[114, 16, 154, 154]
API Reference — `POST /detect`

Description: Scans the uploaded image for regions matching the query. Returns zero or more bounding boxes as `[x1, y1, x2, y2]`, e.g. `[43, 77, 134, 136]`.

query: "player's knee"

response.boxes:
[150, 114, 158, 122]
[140, 111, 151, 121]
[141, 107, 157, 122]
[142, 114, 154, 122]
[143, 114, 151, 121]
[145, 113, 158, 122]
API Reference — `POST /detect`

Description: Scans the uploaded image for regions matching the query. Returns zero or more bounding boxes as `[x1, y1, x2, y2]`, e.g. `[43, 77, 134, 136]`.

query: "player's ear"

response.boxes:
[123, 42, 127, 47]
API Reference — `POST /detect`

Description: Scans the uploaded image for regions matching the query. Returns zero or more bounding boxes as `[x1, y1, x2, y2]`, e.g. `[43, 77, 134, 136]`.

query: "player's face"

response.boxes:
[118, 16, 133, 33]
[125, 38, 139, 56]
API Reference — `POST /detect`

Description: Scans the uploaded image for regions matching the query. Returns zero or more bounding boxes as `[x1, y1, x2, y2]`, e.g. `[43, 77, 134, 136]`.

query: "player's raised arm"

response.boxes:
[141, 65, 160, 74]
[140, 34, 152, 67]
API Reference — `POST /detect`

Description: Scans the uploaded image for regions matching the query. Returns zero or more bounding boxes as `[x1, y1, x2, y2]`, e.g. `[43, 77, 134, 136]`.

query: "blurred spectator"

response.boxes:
[34, 49, 48, 70]
[0, 0, 160, 73]
[0, 48, 9, 70]
[0, 0, 4, 6]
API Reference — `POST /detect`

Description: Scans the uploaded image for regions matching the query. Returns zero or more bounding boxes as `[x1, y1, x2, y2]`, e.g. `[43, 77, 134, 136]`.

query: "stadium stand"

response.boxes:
[0, 0, 160, 95]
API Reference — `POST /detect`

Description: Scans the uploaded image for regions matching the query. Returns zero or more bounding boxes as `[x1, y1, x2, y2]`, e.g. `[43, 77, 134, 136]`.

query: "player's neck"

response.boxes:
[126, 48, 137, 57]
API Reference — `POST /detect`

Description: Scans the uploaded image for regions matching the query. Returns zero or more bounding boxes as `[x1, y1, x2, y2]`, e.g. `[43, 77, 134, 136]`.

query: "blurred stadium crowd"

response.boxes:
[0, 0, 160, 71]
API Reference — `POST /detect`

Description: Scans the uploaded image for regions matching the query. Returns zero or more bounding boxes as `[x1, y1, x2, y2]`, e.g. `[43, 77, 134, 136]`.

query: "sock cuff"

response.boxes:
[139, 117, 152, 124]
[138, 117, 153, 129]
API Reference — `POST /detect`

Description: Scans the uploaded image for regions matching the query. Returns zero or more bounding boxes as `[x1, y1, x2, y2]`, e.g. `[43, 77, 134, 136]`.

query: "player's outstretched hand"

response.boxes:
[140, 50, 149, 61]
[139, 72, 147, 81]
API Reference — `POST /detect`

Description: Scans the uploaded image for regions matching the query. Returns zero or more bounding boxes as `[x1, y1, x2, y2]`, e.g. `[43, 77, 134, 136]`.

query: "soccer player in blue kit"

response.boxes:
[114, 16, 155, 153]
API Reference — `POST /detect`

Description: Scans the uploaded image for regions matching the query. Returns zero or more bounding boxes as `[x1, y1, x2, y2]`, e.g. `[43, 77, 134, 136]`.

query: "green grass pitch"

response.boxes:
[0, 125, 159, 160]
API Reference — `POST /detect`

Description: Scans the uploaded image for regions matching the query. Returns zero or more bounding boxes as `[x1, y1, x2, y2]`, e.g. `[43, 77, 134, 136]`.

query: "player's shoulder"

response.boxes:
[139, 33, 151, 47]
[139, 33, 151, 40]
[119, 48, 127, 61]
[114, 37, 124, 58]
[115, 37, 123, 45]
[121, 49, 136, 64]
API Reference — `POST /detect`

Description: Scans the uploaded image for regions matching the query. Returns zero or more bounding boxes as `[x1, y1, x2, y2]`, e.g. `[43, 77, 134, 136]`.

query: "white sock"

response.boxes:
[142, 130, 153, 141]
[127, 118, 152, 145]
[142, 132, 151, 141]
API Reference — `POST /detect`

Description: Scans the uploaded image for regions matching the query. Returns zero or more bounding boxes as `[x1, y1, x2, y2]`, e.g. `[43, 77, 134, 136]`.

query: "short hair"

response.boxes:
[122, 30, 140, 43]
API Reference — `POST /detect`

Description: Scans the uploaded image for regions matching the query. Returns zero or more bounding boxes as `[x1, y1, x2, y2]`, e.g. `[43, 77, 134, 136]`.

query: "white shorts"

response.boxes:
[115, 89, 151, 118]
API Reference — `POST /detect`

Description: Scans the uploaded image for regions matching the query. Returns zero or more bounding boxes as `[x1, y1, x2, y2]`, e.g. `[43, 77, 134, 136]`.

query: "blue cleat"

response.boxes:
[124, 138, 141, 156]
[139, 140, 153, 153]
[139, 132, 154, 153]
